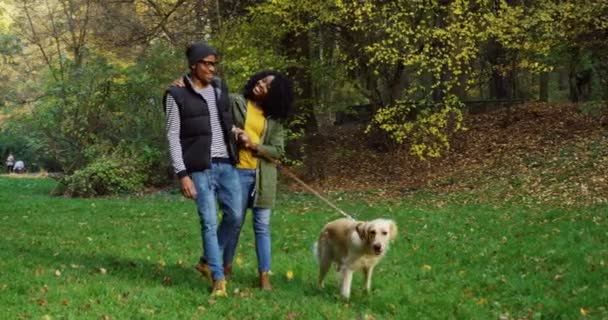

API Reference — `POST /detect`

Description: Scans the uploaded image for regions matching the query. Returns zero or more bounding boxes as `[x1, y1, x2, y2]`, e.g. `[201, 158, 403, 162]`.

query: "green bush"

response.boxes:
[59, 156, 145, 197]
[14, 42, 181, 196]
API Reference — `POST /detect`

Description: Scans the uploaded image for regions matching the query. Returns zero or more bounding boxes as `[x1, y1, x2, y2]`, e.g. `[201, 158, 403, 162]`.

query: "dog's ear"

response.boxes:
[355, 222, 367, 240]
[389, 220, 398, 240]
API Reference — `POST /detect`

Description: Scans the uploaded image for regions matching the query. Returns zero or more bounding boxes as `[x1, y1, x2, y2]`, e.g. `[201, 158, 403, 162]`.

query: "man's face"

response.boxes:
[192, 54, 217, 85]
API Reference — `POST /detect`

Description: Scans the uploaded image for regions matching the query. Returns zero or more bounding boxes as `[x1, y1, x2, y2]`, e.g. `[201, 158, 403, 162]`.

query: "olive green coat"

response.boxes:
[230, 94, 284, 208]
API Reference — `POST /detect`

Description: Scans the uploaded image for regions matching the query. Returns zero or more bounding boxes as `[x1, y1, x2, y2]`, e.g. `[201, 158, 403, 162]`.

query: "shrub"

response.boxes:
[59, 156, 145, 197]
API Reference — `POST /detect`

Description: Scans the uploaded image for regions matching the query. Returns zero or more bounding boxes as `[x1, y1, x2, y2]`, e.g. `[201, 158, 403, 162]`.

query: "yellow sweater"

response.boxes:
[237, 100, 265, 169]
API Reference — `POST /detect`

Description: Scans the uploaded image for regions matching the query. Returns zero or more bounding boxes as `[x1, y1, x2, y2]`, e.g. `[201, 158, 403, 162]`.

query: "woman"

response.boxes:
[222, 71, 294, 290]
[5, 152, 14, 174]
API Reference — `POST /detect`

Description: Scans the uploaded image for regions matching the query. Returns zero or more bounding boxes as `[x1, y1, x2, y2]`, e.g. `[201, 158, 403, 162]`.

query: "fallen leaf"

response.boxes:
[40, 285, 49, 294]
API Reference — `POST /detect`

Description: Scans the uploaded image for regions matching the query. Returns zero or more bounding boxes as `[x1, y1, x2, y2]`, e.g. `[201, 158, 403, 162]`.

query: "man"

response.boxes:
[164, 41, 241, 297]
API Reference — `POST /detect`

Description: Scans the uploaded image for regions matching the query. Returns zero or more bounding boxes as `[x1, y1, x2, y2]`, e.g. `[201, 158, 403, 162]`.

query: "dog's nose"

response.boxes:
[373, 244, 382, 252]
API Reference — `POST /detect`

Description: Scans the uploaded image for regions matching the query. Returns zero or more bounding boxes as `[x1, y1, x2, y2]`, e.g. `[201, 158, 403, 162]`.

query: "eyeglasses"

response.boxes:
[198, 60, 218, 68]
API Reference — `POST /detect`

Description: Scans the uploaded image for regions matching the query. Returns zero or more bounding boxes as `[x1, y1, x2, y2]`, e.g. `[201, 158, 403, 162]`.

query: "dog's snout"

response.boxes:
[373, 243, 382, 253]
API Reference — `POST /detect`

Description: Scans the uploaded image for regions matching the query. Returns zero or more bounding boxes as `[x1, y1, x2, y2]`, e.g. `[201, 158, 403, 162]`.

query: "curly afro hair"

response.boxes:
[242, 70, 294, 120]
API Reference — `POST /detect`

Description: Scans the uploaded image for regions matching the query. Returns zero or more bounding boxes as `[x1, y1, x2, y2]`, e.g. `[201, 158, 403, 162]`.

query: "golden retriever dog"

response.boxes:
[314, 217, 398, 299]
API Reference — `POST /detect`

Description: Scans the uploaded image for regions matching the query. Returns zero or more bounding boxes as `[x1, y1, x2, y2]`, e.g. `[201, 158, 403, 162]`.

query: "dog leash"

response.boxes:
[254, 148, 355, 220]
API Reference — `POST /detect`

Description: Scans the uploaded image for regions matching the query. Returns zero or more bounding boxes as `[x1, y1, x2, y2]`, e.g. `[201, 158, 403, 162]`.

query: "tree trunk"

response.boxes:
[539, 72, 549, 102]
[281, 31, 321, 179]
[558, 69, 568, 90]
[487, 39, 509, 99]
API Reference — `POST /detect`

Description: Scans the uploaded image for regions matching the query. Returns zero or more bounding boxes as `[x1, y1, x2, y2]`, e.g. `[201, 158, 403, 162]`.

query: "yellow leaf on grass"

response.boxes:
[286, 270, 294, 280]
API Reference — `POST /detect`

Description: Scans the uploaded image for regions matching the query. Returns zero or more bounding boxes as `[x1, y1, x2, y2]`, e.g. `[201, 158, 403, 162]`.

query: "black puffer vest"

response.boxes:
[164, 76, 238, 176]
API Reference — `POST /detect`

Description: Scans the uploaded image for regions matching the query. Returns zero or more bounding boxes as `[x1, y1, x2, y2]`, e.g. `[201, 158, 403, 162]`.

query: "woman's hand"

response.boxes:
[232, 127, 258, 151]
[171, 78, 185, 87]
[246, 141, 258, 151]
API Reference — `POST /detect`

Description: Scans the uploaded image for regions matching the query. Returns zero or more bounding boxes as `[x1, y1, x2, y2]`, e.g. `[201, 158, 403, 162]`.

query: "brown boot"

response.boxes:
[223, 264, 233, 280]
[259, 271, 272, 290]
[210, 279, 227, 297]
[195, 260, 212, 281]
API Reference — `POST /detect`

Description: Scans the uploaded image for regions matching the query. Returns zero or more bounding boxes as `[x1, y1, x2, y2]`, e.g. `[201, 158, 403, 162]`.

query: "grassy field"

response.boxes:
[0, 176, 606, 319]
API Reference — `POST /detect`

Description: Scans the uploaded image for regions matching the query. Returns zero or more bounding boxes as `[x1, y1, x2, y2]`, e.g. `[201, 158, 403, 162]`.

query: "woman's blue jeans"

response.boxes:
[223, 168, 272, 272]
[191, 161, 242, 280]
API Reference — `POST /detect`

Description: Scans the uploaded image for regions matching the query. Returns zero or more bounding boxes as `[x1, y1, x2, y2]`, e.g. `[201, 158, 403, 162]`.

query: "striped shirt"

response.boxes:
[165, 77, 228, 175]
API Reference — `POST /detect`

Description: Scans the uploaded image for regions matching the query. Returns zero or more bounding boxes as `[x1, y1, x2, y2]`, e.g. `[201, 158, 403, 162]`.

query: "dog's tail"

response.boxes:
[312, 241, 319, 264]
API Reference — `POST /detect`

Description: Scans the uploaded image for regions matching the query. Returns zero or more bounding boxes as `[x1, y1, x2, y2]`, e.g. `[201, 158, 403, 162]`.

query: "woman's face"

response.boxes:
[252, 75, 275, 99]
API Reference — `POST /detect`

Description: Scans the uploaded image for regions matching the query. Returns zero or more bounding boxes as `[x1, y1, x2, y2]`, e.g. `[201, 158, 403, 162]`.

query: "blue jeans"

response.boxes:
[223, 169, 272, 272]
[191, 161, 242, 280]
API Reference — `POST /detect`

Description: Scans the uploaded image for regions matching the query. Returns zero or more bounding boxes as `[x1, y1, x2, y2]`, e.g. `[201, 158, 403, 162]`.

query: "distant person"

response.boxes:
[13, 160, 25, 174]
[5, 152, 15, 173]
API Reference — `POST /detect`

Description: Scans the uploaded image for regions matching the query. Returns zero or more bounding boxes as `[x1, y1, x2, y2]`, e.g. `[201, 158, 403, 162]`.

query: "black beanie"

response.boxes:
[186, 42, 218, 67]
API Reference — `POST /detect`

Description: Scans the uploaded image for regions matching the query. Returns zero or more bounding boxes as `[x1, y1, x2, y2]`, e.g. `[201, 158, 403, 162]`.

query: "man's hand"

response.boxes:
[179, 176, 197, 199]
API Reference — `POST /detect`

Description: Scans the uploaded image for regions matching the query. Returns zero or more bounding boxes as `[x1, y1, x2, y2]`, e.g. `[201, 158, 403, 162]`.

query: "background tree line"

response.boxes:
[0, 0, 605, 196]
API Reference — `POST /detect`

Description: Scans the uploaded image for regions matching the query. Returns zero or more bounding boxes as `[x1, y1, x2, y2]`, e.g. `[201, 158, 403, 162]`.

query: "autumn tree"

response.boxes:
[249, 0, 492, 158]
[556, 0, 608, 102]
[4, 0, 193, 195]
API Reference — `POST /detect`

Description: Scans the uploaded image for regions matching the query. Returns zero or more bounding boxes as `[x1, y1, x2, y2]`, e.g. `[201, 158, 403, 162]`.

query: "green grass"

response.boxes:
[0, 177, 606, 319]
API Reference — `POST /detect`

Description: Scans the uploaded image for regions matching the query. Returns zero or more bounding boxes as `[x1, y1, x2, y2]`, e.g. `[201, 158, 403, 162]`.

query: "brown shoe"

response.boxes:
[259, 271, 272, 290]
[195, 261, 212, 281]
[210, 279, 227, 297]
[223, 264, 233, 280]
